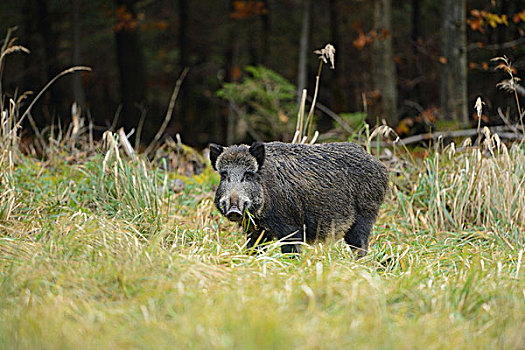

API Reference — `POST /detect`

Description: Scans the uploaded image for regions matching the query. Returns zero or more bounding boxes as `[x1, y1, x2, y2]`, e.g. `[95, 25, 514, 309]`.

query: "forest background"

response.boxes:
[1, 0, 524, 148]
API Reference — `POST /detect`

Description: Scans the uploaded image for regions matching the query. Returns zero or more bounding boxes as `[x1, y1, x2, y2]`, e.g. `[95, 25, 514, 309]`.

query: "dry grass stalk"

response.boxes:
[292, 89, 307, 143]
[293, 43, 335, 144]
[16, 66, 92, 132]
[145, 67, 189, 156]
[491, 56, 523, 138]
[475, 96, 485, 142]
[0, 44, 30, 62]
[118, 127, 136, 159]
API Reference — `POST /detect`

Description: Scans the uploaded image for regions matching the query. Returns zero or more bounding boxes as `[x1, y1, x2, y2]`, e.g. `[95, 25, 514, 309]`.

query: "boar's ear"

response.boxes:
[249, 142, 265, 170]
[209, 143, 224, 170]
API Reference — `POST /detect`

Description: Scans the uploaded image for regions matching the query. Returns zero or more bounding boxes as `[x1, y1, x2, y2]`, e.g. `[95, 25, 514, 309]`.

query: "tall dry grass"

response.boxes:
[393, 131, 524, 241]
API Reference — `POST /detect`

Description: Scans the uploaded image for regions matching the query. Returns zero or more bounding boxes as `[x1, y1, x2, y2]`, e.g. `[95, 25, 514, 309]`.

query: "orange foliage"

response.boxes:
[112, 6, 168, 33]
[353, 31, 371, 50]
[150, 21, 169, 31]
[473, 112, 489, 123]
[362, 90, 381, 107]
[230, 1, 268, 19]
[467, 9, 513, 33]
[113, 5, 139, 32]
[232, 66, 242, 81]
[352, 21, 393, 50]
[513, 10, 525, 23]
[396, 107, 437, 136]
[352, 26, 390, 50]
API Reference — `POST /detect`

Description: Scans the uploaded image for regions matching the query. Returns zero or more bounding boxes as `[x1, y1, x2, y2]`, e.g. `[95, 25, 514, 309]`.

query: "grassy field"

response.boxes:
[0, 124, 524, 349]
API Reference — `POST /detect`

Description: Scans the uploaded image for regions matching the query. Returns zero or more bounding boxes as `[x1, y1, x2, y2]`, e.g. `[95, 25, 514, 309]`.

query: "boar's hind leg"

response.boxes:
[344, 214, 375, 258]
[279, 228, 304, 255]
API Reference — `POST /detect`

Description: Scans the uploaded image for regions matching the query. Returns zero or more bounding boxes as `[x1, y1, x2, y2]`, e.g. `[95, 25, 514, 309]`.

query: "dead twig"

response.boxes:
[15, 66, 92, 133]
[305, 43, 335, 141]
[145, 67, 189, 156]
[497, 107, 523, 136]
[380, 125, 524, 147]
[468, 38, 525, 51]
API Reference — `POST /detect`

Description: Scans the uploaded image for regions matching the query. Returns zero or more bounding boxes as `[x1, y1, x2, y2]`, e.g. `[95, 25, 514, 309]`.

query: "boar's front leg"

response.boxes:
[245, 226, 270, 253]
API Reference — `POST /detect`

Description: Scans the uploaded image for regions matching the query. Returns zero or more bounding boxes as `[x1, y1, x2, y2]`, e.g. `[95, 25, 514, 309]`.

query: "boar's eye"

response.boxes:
[219, 171, 229, 181]
[242, 171, 255, 182]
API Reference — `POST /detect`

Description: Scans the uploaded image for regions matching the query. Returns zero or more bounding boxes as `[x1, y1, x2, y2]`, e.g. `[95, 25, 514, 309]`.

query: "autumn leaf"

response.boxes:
[513, 10, 525, 23]
[473, 113, 489, 122]
[113, 5, 139, 32]
[231, 1, 268, 19]
[232, 66, 242, 81]
[152, 21, 169, 30]
[467, 18, 484, 32]
[353, 32, 368, 50]
[395, 120, 410, 135]
[468, 10, 508, 31]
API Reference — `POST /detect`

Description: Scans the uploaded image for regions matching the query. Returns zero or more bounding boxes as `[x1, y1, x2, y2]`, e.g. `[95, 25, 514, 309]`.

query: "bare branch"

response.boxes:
[380, 125, 524, 146]
[145, 67, 189, 156]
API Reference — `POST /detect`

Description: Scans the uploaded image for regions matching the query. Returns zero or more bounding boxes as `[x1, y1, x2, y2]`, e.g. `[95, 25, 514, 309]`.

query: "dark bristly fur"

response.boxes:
[209, 141, 388, 257]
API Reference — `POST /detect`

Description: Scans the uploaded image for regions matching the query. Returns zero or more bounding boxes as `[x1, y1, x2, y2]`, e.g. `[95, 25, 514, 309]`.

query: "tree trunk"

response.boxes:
[372, 0, 398, 126]
[23, 0, 40, 98]
[35, 0, 61, 125]
[114, 0, 146, 131]
[411, 0, 420, 54]
[260, 0, 270, 66]
[225, 0, 241, 145]
[248, 17, 259, 64]
[329, 0, 344, 112]
[439, 0, 468, 126]
[296, 0, 310, 105]
[497, 0, 509, 56]
[71, 0, 85, 107]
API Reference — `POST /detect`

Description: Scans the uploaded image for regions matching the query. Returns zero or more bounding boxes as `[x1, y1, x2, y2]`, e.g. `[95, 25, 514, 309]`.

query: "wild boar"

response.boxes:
[209, 141, 388, 257]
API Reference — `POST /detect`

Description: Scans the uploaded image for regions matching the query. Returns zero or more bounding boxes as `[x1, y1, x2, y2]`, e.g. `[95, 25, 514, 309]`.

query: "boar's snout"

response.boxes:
[226, 206, 243, 221]
[220, 190, 251, 222]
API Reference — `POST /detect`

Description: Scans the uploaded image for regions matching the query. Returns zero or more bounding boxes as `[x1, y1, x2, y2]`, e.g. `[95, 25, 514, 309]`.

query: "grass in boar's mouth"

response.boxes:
[241, 209, 257, 232]
[241, 209, 266, 254]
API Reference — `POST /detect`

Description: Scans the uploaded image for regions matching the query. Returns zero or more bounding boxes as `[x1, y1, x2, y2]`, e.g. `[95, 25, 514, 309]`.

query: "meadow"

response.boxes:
[1, 36, 524, 349]
[0, 115, 524, 349]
